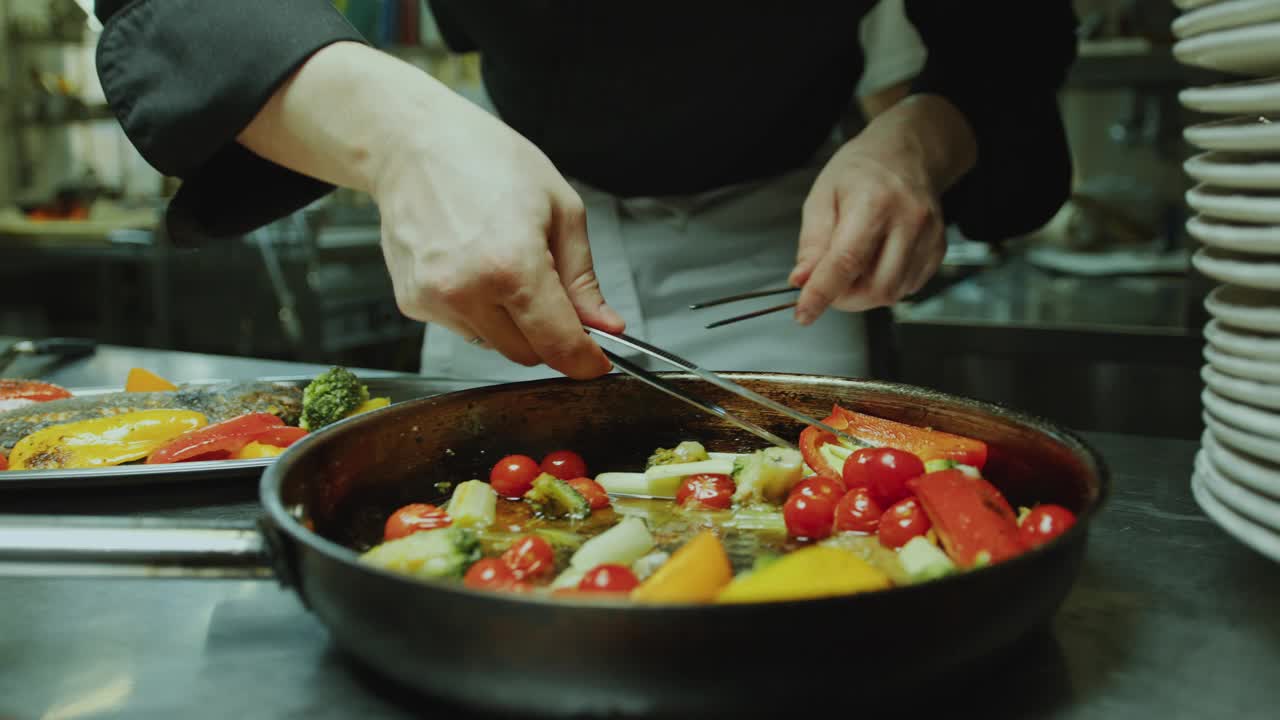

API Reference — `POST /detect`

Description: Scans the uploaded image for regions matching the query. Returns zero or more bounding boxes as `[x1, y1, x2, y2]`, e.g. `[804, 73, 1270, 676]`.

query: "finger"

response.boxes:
[794, 205, 885, 325]
[863, 226, 914, 308]
[789, 191, 837, 288]
[548, 194, 625, 333]
[504, 255, 612, 380]
[465, 304, 540, 366]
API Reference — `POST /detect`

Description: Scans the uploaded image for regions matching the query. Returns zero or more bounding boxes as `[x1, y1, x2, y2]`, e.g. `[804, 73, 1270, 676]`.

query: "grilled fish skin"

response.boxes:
[0, 381, 304, 451]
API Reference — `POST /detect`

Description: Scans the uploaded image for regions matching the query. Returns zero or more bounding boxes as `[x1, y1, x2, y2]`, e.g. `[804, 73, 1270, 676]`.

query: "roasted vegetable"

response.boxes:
[730, 447, 805, 505]
[897, 535, 957, 583]
[800, 404, 989, 478]
[632, 530, 733, 604]
[146, 412, 286, 464]
[647, 440, 710, 468]
[524, 472, 591, 520]
[447, 479, 498, 528]
[716, 545, 891, 603]
[125, 367, 177, 392]
[7, 410, 208, 469]
[906, 469, 1024, 568]
[300, 366, 369, 431]
[359, 526, 481, 579]
[569, 516, 654, 570]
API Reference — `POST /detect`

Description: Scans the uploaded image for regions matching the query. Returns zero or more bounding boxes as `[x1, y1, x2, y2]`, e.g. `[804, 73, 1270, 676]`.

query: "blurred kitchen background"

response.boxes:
[0, 0, 1222, 438]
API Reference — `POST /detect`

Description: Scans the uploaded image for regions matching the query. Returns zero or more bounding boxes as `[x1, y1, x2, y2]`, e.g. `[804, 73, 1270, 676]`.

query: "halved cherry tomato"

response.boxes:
[465, 558, 519, 590]
[1018, 504, 1076, 549]
[540, 449, 587, 481]
[146, 412, 285, 464]
[783, 492, 837, 540]
[0, 379, 72, 403]
[501, 534, 556, 580]
[490, 454, 540, 497]
[251, 426, 309, 448]
[789, 475, 845, 503]
[878, 497, 931, 549]
[842, 447, 925, 508]
[383, 502, 452, 542]
[566, 477, 611, 509]
[833, 487, 883, 534]
[676, 473, 736, 510]
[800, 404, 988, 478]
[578, 563, 640, 593]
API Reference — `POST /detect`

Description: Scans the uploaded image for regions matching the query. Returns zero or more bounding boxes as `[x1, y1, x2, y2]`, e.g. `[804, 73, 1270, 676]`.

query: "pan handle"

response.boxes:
[0, 514, 275, 579]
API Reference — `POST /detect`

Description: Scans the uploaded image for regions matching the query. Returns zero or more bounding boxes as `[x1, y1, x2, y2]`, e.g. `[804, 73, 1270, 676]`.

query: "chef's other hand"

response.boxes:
[237, 42, 624, 380]
[788, 94, 977, 325]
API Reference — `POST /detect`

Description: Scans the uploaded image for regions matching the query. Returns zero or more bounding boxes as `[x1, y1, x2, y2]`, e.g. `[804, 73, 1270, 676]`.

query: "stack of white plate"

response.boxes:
[1176, 0, 1280, 562]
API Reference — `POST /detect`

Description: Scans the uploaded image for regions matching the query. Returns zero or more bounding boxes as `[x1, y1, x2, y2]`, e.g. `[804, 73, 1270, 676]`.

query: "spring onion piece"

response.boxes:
[446, 479, 497, 528]
[643, 459, 736, 481]
[570, 516, 655, 570]
[596, 471, 679, 498]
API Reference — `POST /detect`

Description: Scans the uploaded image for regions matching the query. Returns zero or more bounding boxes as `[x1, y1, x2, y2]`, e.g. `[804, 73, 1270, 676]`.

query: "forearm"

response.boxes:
[856, 93, 977, 196]
[236, 41, 447, 195]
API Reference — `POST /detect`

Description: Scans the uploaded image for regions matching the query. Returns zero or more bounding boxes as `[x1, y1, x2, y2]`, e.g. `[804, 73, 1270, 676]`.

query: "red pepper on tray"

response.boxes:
[0, 379, 73, 404]
[799, 404, 988, 479]
[146, 412, 301, 464]
[905, 469, 1025, 568]
[0, 453, 8, 471]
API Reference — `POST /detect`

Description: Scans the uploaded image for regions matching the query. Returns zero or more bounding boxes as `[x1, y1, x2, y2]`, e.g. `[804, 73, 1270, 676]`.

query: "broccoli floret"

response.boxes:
[358, 526, 481, 579]
[524, 472, 591, 520]
[300, 366, 369, 431]
[646, 440, 709, 468]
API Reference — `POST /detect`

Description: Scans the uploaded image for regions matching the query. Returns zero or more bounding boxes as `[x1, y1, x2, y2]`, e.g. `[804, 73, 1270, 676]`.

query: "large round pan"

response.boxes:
[0, 372, 1108, 718]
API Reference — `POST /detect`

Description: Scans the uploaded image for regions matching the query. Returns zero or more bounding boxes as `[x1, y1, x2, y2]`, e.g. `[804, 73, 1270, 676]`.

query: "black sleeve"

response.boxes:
[95, 0, 369, 241]
[902, 1, 1078, 243]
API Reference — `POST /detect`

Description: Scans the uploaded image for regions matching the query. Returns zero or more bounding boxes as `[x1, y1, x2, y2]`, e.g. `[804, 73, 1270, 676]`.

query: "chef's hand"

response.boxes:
[788, 94, 978, 325]
[237, 42, 624, 379]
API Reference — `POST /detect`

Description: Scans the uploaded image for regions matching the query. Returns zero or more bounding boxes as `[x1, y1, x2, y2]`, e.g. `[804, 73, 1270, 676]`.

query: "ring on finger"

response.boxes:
[467, 336, 487, 347]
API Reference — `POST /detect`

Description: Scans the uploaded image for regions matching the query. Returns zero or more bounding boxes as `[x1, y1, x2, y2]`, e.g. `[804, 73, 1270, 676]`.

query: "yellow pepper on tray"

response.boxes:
[7, 410, 208, 470]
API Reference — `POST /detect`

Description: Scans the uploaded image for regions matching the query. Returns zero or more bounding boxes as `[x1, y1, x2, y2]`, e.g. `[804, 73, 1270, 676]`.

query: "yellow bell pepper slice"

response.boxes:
[632, 530, 733, 604]
[8, 410, 208, 469]
[125, 367, 178, 392]
[716, 545, 891, 604]
[346, 396, 390, 418]
[235, 441, 287, 459]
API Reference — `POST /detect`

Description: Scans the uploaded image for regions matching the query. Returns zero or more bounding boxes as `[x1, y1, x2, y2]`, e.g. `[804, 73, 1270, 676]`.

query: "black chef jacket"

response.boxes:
[93, 1, 1078, 245]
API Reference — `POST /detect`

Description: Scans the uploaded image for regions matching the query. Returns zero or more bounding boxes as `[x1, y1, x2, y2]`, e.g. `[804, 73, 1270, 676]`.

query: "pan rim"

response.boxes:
[260, 371, 1111, 611]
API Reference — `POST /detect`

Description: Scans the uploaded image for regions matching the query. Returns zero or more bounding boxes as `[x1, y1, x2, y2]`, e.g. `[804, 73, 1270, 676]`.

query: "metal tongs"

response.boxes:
[586, 327, 870, 452]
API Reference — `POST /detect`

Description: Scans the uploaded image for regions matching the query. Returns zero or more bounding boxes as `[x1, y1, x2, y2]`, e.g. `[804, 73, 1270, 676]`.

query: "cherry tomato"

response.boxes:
[878, 497, 931, 549]
[842, 447, 925, 508]
[566, 477, 611, 509]
[789, 475, 846, 503]
[500, 534, 556, 580]
[1018, 504, 1077, 548]
[578, 563, 640, 593]
[833, 487, 883, 534]
[540, 449, 587, 481]
[676, 473, 736, 510]
[383, 502, 452, 542]
[783, 492, 837, 540]
[490, 454, 540, 497]
[464, 558, 518, 591]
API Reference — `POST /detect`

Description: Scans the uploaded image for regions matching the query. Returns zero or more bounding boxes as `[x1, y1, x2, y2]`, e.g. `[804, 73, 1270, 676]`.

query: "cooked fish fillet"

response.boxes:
[0, 381, 304, 451]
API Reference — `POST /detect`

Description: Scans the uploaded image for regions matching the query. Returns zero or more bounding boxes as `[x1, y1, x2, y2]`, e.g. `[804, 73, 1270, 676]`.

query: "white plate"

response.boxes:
[1204, 407, 1280, 464]
[1174, 21, 1280, 75]
[1192, 463, 1280, 563]
[1204, 428, 1280, 497]
[1198, 449, 1280, 530]
[1180, 76, 1280, 114]
[1202, 386, 1280, 438]
[1185, 152, 1280, 189]
[1204, 284, 1280, 333]
[1186, 214, 1280, 252]
[1205, 343, 1280, 383]
[1202, 363, 1280, 411]
[1205, 317, 1280, 360]
[1184, 115, 1280, 152]
[1174, 0, 1280, 40]
[1193, 246, 1280, 289]
[1175, 0, 1233, 8]
[1186, 184, 1280, 223]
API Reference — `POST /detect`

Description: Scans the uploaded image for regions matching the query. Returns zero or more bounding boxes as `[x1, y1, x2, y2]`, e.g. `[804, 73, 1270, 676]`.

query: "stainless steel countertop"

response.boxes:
[0, 345, 1276, 719]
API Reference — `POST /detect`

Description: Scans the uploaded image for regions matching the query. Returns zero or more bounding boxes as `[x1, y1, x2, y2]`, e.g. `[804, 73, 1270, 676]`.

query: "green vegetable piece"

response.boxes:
[524, 472, 591, 520]
[358, 526, 481, 579]
[300, 366, 369, 431]
[647, 440, 710, 468]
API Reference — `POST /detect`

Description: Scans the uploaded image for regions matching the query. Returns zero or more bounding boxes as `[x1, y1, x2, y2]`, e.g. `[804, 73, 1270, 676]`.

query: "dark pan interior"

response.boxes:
[276, 372, 1106, 554]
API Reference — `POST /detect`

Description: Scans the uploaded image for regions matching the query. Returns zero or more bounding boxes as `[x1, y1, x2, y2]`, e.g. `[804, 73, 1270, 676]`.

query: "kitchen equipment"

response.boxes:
[0, 371, 1108, 718]
[0, 337, 96, 375]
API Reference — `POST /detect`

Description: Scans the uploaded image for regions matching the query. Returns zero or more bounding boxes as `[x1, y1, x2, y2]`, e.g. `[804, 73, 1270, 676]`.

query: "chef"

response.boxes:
[93, 1, 1077, 382]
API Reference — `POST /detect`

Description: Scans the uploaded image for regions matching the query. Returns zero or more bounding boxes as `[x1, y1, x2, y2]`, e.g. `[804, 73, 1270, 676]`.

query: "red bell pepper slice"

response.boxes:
[0, 453, 8, 471]
[0, 379, 72, 403]
[251, 426, 309, 448]
[146, 412, 287, 464]
[906, 469, 1025, 568]
[799, 404, 988, 478]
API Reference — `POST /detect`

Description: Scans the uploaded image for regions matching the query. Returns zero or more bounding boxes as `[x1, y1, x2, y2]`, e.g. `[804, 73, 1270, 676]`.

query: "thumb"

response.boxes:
[790, 190, 836, 288]
[549, 193, 626, 333]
